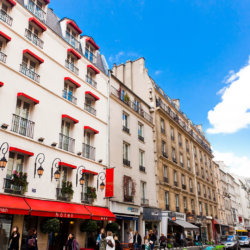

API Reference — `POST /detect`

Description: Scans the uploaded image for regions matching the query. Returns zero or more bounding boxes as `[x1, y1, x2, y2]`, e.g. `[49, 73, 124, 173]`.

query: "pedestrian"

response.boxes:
[65, 233, 80, 250]
[114, 235, 122, 250]
[148, 230, 156, 250]
[128, 228, 133, 250]
[97, 229, 105, 247]
[98, 230, 107, 250]
[8, 226, 20, 250]
[159, 233, 167, 250]
[26, 229, 37, 250]
[106, 231, 115, 250]
[144, 239, 150, 250]
[133, 231, 142, 250]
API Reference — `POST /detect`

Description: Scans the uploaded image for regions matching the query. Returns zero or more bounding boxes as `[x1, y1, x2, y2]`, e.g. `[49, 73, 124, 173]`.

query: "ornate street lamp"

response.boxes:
[0, 142, 9, 170]
[34, 153, 45, 178]
[97, 172, 106, 191]
[76, 165, 86, 187]
[51, 158, 61, 181]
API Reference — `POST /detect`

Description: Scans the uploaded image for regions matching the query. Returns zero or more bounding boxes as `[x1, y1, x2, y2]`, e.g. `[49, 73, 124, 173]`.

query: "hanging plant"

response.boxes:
[124, 93, 130, 104]
[61, 181, 74, 196]
[86, 187, 97, 199]
[11, 171, 28, 193]
[40, 218, 60, 234]
[80, 220, 98, 232]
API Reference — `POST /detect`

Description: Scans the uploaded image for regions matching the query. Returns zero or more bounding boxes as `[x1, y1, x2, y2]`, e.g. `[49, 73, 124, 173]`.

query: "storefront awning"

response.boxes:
[173, 220, 199, 230]
[0, 194, 30, 215]
[25, 198, 91, 219]
[9, 147, 34, 157]
[85, 206, 116, 221]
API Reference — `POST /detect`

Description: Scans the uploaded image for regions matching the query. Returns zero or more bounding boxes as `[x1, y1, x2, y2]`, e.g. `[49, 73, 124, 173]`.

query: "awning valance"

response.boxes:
[85, 91, 99, 101]
[62, 114, 79, 124]
[85, 206, 116, 221]
[9, 147, 34, 157]
[17, 92, 39, 105]
[86, 37, 99, 50]
[67, 48, 81, 60]
[173, 220, 199, 230]
[59, 162, 77, 169]
[0, 194, 30, 215]
[29, 17, 47, 32]
[67, 20, 82, 34]
[82, 169, 98, 175]
[0, 31, 11, 42]
[23, 49, 44, 64]
[64, 77, 81, 88]
[6, 0, 16, 6]
[25, 198, 91, 219]
[87, 64, 100, 74]
[84, 126, 99, 134]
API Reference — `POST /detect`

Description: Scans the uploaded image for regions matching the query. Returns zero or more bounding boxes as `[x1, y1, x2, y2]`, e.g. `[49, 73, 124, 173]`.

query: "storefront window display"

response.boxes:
[0, 214, 12, 250]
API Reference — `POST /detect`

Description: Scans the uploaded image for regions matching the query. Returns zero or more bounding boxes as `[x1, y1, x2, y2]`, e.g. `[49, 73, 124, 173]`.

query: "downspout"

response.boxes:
[107, 69, 111, 210]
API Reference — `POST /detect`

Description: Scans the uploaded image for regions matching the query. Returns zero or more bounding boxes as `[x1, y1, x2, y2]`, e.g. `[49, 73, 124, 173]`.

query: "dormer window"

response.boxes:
[85, 38, 99, 64]
[0, 31, 11, 63]
[86, 65, 99, 88]
[0, 0, 15, 26]
[65, 26, 80, 51]
[26, 0, 47, 23]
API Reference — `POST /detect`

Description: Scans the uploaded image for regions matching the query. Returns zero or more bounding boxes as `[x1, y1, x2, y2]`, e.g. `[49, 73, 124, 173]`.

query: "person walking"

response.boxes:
[148, 230, 156, 250]
[114, 235, 122, 250]
[128, 228, 133, 250]
[159, 233, 167, 250]
[97, 229, 105, 248]
[133, 231, 142, 250]
[8, 226, 20, 250]
[26, 229, 37, 250]
[65, 233, 79, 250]
[106, 231, 115, 250]
[98, 230, 107, 250]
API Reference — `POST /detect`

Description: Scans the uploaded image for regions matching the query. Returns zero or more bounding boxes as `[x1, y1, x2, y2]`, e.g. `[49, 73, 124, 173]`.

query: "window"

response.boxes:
[172, 147, 176, 162]
[25, 23, 43, 49]
[138, 123, 144, 141]
[20, 55, 39, 81]
[199, 202, 202, 214]
[205, 203, 208, 216]
[187, 158, 190, 170]
[134, 99, 139, 112]
[6, 152, 24, 179]
[175, 194, 179, 209]
[194, 146, 197, 157]
[162, 141, 167, 157]
[123, 142, 129, 161]
[179, 153, 183, 167]
[163, 165, 168, 178]
[186, 139, 189, 152]
[0, 214, 12, 250]
[171, 126, 174, 140]
[191, 199, 195, 211]
[210, 205, 213, 216]
[204, 154, 207, 165]
[183, 196, 187, 209]
[122, 112, 129, 133]
[200, 151, 202, 162]
[141, 182, 147, 204]
[203, 185, 206, 197]
[189, 178, 193, 191]
[178, 133, 182, 146]
[174, 171, 178, 186]
[85, 42, 95, 62]
[197, 182, 200, 194]
[165, 191, 169, 208]
[61, 120, 70, 137]
[124, 176, 133, 202]
[181, 174, 185, 185]
[201, 168, 204, 178]
[139, 150, 144, 167]
[120, 89, 125, 101]
[63, 82, 76, 104]
[58, 167, 68, 188]
[160, 118, 165, 133]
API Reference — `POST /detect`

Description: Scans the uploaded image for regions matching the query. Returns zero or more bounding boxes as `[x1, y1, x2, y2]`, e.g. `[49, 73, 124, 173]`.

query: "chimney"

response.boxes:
[196, 124, 203, 132]
[172, 99, 180, 110]
[124, 60, 132, 88]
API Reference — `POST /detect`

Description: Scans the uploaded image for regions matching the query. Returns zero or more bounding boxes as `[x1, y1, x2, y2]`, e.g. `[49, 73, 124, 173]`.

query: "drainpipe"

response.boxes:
[107, 69, 111, 209]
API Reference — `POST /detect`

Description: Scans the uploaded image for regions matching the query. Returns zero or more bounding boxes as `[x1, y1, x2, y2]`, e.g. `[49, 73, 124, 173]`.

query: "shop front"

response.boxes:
[193, 215, 208, 243]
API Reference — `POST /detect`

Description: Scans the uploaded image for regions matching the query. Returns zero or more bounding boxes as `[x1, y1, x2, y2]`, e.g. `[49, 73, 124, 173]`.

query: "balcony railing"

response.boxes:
[139, 165, 145, 172]
[123, 126, 130, 134]
[0, 10, 13, 26]
[166, 204, 170, 210]
[190, 188, 193, 193]
[86, 75, 97, 88]
[138, 135, 144, 142]
[162, 152, 168, 158]
[163, 177, 168, 183]
[81, 192, 92, 204]
[174, 181, 178, 187]
[65, 32, 80, 51]
[180, 162, 184, 168]
[85, 49, 96, 64]
[0, 51, 7, 63]
[172, 158, 177, 164]
[65, 60, 79, 75]
[20, 64, 40, 82]
[56, 188, 72, 201]
[171, 136, 175, 141]
[82, 143, 96, 161]
[124, 196, 133, 202]
[62, 90, 77, 105]
[141, 198, 149, 206]
[84, 103, 96, 116]
[176, 207, 180, 212]
[123, 159, 130, 167]
[11, 114, 35, 139]
[25, 29, 44, 49]
[3, 178, 27, 195]
[192, 210, 195, 215]
[59, 133, 75, 153]
[182, 184, 186, 190]
[26, 0, 46, 22]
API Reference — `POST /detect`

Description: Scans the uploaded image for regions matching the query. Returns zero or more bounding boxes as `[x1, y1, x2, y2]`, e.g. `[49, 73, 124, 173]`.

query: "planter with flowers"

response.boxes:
[86, 187, 97, 204]
[7, 171, 28, 194]
[58, 181, 74, 201]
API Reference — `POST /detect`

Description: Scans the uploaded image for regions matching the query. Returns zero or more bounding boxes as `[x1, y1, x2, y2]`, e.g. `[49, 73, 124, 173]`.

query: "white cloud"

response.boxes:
[214, 150, 250, 177]
[108, 51, 141, 64]
[207, 58, 250, 134]
[155, 70, 162, 76]
[108, 51, 124, 63]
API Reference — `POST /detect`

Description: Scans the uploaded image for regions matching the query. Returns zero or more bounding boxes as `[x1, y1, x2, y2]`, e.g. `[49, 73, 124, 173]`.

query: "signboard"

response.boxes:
[105, 168, 114, 197]
[143, 207, 162, 221]
[111, 202, 140, 216]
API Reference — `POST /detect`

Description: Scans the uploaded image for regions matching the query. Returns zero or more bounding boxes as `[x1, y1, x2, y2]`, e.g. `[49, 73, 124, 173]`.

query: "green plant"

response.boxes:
[106, 222, 119, 234]
[40, 218, 60, 234]
[86, 187, 97, 199]
[124, 93, 130, 103]
[11, 170, 28, 192]
[61, 181, 74, 196]
[80, 220, 98, 232]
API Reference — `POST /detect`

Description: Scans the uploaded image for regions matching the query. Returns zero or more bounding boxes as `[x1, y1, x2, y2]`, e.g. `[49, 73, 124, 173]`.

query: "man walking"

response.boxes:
[133, 231, 142, 250]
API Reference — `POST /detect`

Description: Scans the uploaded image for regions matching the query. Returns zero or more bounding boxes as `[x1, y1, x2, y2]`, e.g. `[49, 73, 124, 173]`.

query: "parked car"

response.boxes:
[239, 236, 249, 247]
[224, 235, 240, 250]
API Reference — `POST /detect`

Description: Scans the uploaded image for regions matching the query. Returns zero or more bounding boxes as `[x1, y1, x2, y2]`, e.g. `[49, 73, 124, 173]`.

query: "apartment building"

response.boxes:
[0, 0, 114, 249]
[109, 61, 158, 241]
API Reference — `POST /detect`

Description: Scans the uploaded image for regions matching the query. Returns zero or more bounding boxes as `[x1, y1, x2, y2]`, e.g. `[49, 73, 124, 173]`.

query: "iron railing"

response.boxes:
[182, 184, 186, 190]
[26, 0, 46, 22]
[19, 64, 40, 82]
[59, 133, 75, 153]
[81, 192, 92, 204]
[0, 10, 13, 26]
[138, 135, 144, 142]
[86, 75, 97, 88]
[162, 152, 168, 158]
[25, 29, 44, 49]
[82, 143, 95, 161]
[163, 177, 168, 183]
[84, 103, 96, 116]
[56, 188, 72, 201]
[139, 165, 145, 172]
[62, 90, 77, 105]
[123, 159, 130, 167]
[0, 51, 7, 63]
[174, 181, 178, 187]
[123, 126, 130, 133]
[65, 59, 79, 75]
[3, 178, 26, 195]
[84, 49, 96, 64]
[65, 32, 81, 51]
[141, 198, 149, 206]
[11, 114, 35, 138]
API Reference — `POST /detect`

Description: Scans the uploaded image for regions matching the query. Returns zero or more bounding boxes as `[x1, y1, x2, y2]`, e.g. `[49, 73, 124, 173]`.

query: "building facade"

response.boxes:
[0, 0, 114, 249]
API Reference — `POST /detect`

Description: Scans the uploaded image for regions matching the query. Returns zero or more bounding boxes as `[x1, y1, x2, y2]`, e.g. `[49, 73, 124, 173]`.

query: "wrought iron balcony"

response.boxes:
[123, 126, 130, 134]
[139, 165, 145, 172]
[26, 0, 46, 22]
[65, 32, 80, 52]
[3, 178, 27, 195]
[141, 198, 149, 206]
[176, 207, 180, 212]
[56, 188, 72, 202]
[86, 75, 97, 88]
[84, 103, 96, 116]
[123, 158, 130, 167]
[182, 184, 186, 190]
[190, 188, 193, 193]
[82, 143, 96, 161]
[161, 128, 165, 134]
[171, 135, 175, 141]
[0, 51, 7, 63]
[174, 181, 178, 187]
[59, 133, 75, 153]
[0, 10, 13, 26]
[180, 162, 184, 168]
[138, 135, 144, 142]
[163, 177, 168, 183]
[11, 114, 35, 139]
[62, 90, 77, 105]
[162, 152, 168, 158]
[124, 195, 133, 202]
[84, 49, 96, 64]
[25, 29, 44, 49]
[166, 204, 170, 210]
[81, 192, 92, 204]
[65, 59, 79, 75]
[172, 157, 177, 164]
[192, 210, 195, 215]
[20, 64, 40, 82]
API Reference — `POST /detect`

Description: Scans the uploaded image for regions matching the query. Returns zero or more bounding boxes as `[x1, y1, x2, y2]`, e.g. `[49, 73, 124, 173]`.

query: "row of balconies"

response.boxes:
[123, 158, 146, 173]
[122, 126, 145, 142]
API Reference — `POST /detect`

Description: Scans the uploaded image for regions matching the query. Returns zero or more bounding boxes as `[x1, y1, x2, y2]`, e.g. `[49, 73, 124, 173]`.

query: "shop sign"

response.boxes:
[0, 207, 8, 213]
[186, 214, 196, 223]
[111, 202, 140, 215]
[143, 207, 162, 221]
[128, 207, 139, 213]
[165, 211, 186, 221]
[56, 212, 74, 218]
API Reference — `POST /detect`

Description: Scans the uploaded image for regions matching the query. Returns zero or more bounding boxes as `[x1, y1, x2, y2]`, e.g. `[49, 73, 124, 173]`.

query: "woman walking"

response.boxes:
[25, 229, 38, 250]
[106, 231, 115, 250]
[65, 233, 79, 250]
[8, 226, 20, 250]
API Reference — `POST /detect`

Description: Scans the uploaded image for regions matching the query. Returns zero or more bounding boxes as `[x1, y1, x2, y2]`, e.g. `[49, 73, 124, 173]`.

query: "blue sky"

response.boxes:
[51, 0, 250, 176]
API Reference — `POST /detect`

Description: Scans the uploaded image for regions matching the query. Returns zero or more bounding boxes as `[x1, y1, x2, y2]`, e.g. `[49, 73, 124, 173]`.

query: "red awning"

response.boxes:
[85, 206, 116, 221]
[9, 147, 34, 157]
[82, 169, 98, 175]
[25, 198, 91, 219]
[67, 20, 82, 34]
[62, 114, 79, 124]
[59, 162, 77, 169]
[6, 0, 16, 6]
[64, 77, 81, 88]
[0, 31, 11, 42]
[17, 92, 39, 105]
[23, 49, 44, 64]
[86, 37, 99, 50]
[0, 195, 30, 215]
[67, 48, 81, 60]
[29, 17, 47, 32]
[84, 126, 99, 134]
[87, 65, 100, 74]
[85, 91, 99, 101]
[0, 82, 4, 87]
